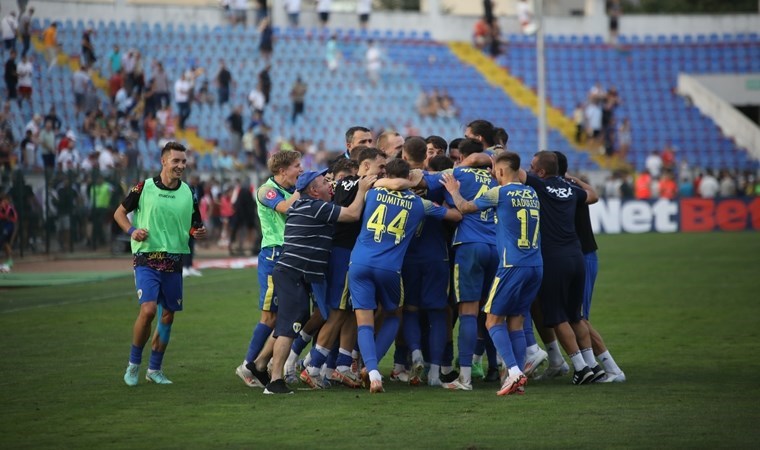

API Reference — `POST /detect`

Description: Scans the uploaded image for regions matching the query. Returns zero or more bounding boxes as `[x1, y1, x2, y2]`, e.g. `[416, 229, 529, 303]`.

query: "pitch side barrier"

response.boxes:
[589, 198, 760, 234]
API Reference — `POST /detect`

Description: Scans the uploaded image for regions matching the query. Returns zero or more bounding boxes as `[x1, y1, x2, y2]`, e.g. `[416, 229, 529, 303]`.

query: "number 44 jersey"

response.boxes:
[350, 187, 449, 272]
[473, 183, 543, 268]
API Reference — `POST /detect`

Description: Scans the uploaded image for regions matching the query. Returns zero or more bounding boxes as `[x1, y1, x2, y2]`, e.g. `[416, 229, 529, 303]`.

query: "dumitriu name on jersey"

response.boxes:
[375, 189, 415, 210]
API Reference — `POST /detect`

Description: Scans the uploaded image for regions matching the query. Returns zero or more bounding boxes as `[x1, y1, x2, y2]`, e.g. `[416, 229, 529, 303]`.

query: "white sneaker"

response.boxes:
[598, 371, 626, 383]
[0, 263, 11, 273]
[523, 348, 548, 377]
[188, 267, 202, 277]
[409, 358, 425, 386]
[182, 267, 190, 278]
[389, 368, 410, 382]
[236, 364, 263, 388]
[442, 376, 473, 391]
[534, 361, 570, 380]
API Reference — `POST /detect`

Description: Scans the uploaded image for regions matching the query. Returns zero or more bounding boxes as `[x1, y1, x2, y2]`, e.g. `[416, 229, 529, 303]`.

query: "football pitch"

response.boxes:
[1, 232, 759, 449]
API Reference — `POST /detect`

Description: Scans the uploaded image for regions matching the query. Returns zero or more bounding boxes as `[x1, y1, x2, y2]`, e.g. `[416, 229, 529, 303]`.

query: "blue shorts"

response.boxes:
[539, 254, 586, 327]
[257, 246, 281, 312]
[402, 260, 449, 310]
[484, 266, 542, 317]
[327, 246, 351, 311]
[0, 221, 14, 246]
[272, 265, 312, 339]
[134, 266, 184, 312]
[349, 263, 403, 312]
[582, 251, 598, 320]
[453, 242, 498, 303]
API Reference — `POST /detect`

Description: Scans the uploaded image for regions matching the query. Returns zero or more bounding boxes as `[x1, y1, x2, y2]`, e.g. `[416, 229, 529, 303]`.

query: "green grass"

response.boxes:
[1, 232, 760, 449]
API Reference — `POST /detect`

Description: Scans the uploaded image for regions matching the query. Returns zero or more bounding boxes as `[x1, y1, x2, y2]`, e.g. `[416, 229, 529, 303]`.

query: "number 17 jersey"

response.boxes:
[474, 183, 542, 268]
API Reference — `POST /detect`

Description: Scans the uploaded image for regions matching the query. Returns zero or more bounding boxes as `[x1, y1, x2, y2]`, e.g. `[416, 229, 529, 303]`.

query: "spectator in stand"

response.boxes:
[39, 120, 56, 170]
[81, 28, 97, 67]
[108, 69, 123, 102]
[43, 22, 58, 71]
[357, 0, 371, 29]
[289, 76, 307, 124]
[616, 118, 631, 158]
[718, 170, 737, 198]
[285, 0, 301, 27]
[109, 45, 122, 74]
[697, 169, 719, 198]
[634, 170, 652, 200]
[473, 16, 491, 52]
[573, 103, 585, 143]
[16, 53, 32, 105]
[255, 0, 268, 25]
[19, 128, 35, 169]
[4, 49, 17, 102]
[678, 175, 694, 197]
[365, 39, 382, 87]
[603, 172, 623, 198]
[658, 171, 677, 199]
[231, 0, 248, 26]
[516, 0, 536, 35]
[258, 64, 272, 105]
[215, 60, 233, 105]
[73, 65, 91, 116]
[606, 0, 621, 45]
[0, 193, 17, 272]
[19, 7, 33, 58]
[258, 17, 273, 63]
[325, 34, 340, 72]
[228, 178, 258, 256]
[248, 82, 265, 117]
[0, 128, 12, 172]
[174, 71, 194, 130]
[1, 11, 18, 55]
[226, 105, 244, 155]
[585, 100, 602, 150]
[57, 136, 81, 173]
[661, 143, 676, 172]
[316, 0, 331, 27]
[152, 62, 171, 109]
[645, 150, 663, 179]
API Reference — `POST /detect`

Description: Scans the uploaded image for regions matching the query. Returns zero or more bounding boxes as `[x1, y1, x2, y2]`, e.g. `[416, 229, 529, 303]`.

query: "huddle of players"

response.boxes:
[236, 120, 625, 395]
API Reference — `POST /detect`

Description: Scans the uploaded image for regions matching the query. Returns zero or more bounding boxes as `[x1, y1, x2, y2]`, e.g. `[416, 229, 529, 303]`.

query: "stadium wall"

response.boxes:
[589, 198, 760, 234]
[23, 1, 760, 42]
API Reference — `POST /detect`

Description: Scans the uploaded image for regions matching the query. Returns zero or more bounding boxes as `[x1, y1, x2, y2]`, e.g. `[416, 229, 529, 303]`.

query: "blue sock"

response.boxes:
[357, 325, 377, 372]
[443, 340, 454, 366]
[291, 333, 310, 357]
[488, 323, 517, 368]
[510, 329, 527, 371]
[129, 344, 143, 365]
[336, 349, 353, 368]
[523, 311, 537, 347]
[245, 323, 272, 363]
[427, 309, 446, 365]
[402, 310, 421, 354]
[326, 346, 339, 370]
[458, 314, 477, 368]
[375, 315, 400, 364]
[148, 350, 165, 371]
[308, 345, 330, 369]
[393, 342, 409, 366]
[485, 333, 497, 368]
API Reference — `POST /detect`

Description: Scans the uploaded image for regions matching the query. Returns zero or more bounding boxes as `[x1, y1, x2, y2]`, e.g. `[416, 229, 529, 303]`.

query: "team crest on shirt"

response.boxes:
[546, 185, 573, 199]
[265, 189, 277, 200]
[293, 322, 302, 333]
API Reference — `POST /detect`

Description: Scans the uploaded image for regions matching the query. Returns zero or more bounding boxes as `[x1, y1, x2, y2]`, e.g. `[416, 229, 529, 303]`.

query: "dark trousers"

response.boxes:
[177, 102, 190, 129]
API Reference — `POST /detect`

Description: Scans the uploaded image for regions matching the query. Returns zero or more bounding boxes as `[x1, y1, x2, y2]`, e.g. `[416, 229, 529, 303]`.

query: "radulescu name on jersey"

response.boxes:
[511, 198, 540, 208]
[376, 190, 415, 209]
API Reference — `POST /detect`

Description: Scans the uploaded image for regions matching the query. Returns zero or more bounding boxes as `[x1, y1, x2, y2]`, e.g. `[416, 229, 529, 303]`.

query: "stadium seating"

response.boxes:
[3, 20, 757, 173]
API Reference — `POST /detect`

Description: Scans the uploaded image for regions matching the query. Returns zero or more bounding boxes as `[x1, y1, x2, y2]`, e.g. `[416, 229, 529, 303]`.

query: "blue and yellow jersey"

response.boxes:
[405, 175, 449, 264]
[442, 167, 497, 245]
[351, 188, 446, 272]
[474, 183, 542, 268]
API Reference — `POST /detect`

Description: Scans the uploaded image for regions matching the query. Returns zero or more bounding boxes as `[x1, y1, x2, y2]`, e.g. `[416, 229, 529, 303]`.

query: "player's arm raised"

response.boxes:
[338, 175, 377, 222]
[566, 174, 599, 204]
[274, 190, 301, 214]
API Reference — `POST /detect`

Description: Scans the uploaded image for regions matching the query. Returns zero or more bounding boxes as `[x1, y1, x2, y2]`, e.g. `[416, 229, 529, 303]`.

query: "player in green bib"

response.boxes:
[114, 142, 206, 386]
[235, 151, 303, 388]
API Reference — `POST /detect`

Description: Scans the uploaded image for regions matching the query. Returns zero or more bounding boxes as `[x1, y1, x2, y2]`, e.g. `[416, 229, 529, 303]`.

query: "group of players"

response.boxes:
[231, 119, 626, 395]
[115, 119, 624, 394]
